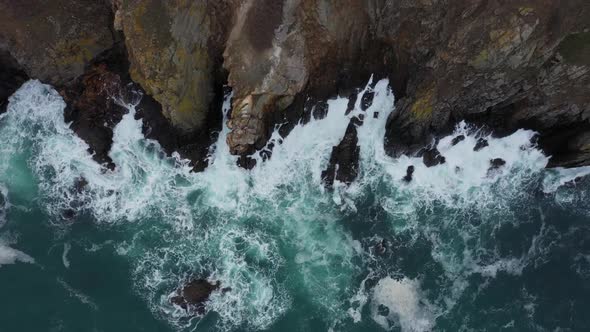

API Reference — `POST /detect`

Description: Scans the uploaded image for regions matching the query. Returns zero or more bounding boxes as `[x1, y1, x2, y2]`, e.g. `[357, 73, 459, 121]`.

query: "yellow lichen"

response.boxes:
[411, 89, 434, 120]
[518, 7, 534, 16]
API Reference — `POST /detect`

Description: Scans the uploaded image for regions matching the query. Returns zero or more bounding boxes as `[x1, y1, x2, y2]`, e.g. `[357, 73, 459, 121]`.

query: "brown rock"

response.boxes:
[322, 120, 361, 188]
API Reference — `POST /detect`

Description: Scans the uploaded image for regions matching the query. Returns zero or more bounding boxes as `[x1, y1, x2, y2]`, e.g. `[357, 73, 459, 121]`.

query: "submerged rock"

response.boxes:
[322, 120, 360, 188]
[171, 279, 220, 314]
[422, 147, 446, 167]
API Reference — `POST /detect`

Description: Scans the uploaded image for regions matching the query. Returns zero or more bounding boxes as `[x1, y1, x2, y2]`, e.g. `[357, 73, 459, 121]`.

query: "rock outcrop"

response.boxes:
[322, 120, 361, 188]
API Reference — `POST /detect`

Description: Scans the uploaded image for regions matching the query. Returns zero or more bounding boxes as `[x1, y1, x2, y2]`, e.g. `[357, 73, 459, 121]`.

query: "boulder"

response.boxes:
[322, 120, 360, 188]
[171, 279, 220, 314]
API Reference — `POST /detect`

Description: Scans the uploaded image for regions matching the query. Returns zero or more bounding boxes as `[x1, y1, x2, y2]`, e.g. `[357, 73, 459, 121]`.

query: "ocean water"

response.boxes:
[0, 79, 589, 332]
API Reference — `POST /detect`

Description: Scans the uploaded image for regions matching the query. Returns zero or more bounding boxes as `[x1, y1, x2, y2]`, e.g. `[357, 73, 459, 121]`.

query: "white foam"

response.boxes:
[2, 79, 590, 331]
[62, 242, 71, 268]
[0, 242, 35, 267]
[371, 277, 435, 332]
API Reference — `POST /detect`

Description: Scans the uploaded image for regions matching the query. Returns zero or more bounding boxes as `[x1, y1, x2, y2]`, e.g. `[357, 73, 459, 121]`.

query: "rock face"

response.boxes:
[383, 1, 590, 168]
[115, 0, 234, 132]
[0, 0, 115, 86]
[0, 50, 27, 114]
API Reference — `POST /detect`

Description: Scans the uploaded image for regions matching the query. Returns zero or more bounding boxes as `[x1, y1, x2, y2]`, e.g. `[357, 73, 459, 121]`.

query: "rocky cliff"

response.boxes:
[0, 0, 589, 171]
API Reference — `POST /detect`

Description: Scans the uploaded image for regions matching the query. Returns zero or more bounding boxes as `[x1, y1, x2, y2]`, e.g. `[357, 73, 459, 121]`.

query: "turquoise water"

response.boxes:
[0, 80, 589, 332]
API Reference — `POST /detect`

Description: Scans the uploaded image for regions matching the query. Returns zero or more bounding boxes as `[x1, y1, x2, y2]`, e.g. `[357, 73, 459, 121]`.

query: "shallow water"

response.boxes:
[0, 80, 589, 332]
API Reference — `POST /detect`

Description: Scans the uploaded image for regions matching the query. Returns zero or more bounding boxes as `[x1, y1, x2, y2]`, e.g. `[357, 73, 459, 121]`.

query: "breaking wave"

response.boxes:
[0, 79, 589, 331]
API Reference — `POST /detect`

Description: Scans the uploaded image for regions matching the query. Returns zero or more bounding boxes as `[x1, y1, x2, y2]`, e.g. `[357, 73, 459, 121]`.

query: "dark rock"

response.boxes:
[0, 50, 28, 114]
[360, 90, 375, 111]
[237, 155, 257, 170]
[402, 165, 415, 183]
[487, 158, 507, 176]
[171, 279, 220, 314]
[451, 135, 465, 146]
[312, 101, 329, 120]
[473, 138, 489, 151]
[373, 112, 379, 119]
[422, 147, 446, 167]
[322, 121, 360, 188]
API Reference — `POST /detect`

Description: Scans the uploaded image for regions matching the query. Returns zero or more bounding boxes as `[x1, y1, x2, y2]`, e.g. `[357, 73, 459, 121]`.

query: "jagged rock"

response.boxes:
[171, 279, 220, 314]
[0, 50, 28, 114]
[403, 165, 415, 183]
[0, 0, 115, 86]
[451, 135, 465, 146]
[322, 121, 360, 188]
[422, 147, 446, 167]
[474, 138, 489, 151]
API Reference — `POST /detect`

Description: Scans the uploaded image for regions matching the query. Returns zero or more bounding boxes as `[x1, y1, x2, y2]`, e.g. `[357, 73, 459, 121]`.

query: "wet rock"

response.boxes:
[487, 158, 507, 176]
[237, 155, 257, 170]
[0, 0, 115, 86]
[422, 147, 446, 167]
[0, 50, 28, 114]
[474, 138, 489, 152]
[403, 165, 415, 183]
[322, 121, 360, 188]
[451, 135, 465, 146]
[360, 90, 375, 111]
[171, 279, 220, 314]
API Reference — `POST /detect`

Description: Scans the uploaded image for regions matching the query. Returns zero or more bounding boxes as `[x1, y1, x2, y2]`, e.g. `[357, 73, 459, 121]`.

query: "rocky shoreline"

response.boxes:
[2, 1, 589, 175]
[1, 0, 589, 316]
